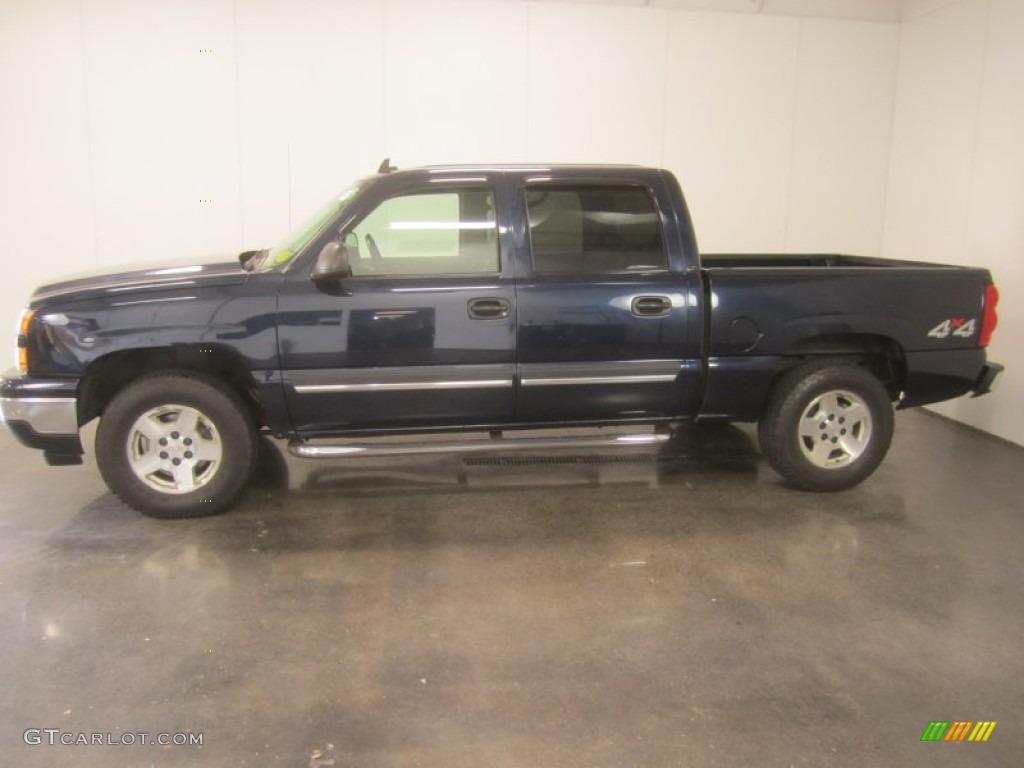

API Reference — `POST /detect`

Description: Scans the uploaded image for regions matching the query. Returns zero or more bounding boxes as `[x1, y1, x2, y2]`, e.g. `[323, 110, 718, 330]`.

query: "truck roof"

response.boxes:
[380, 162, 653, 176]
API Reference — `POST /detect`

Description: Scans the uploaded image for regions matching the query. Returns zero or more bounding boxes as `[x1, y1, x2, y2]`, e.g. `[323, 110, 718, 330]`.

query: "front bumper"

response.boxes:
[0, 373, 83, 465]
[971, 362, 1004, 397]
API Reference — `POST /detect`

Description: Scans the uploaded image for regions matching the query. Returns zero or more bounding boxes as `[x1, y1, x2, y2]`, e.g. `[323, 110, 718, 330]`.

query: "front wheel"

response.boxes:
[96, 373, 257, 518]
[758, 361, 894, 491]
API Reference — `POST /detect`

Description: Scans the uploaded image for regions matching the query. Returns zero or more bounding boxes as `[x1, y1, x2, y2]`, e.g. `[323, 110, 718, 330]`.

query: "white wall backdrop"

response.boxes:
[0, 0, 898, 300]
[0, 0, 1017, 445]
[883, 0, 1024, 445]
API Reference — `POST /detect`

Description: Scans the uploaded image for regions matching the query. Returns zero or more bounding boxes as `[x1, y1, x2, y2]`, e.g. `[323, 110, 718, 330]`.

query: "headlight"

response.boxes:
[16, 308, 34, 373]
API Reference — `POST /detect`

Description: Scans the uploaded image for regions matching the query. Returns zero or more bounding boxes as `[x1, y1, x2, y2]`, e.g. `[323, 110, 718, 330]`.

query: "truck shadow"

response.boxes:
[43, 422, 907, 560]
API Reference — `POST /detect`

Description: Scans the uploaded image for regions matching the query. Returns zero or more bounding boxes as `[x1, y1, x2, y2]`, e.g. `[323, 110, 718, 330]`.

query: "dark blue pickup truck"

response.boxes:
[0, 163, 1002, 517]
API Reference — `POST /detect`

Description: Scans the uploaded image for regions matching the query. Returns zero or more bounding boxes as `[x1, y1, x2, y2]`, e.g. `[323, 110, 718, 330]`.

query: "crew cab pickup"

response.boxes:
[0, 163, 1003, 517]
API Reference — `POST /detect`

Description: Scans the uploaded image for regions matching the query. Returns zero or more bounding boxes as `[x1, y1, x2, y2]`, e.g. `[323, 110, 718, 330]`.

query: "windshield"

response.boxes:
[258, 184, 363, 270]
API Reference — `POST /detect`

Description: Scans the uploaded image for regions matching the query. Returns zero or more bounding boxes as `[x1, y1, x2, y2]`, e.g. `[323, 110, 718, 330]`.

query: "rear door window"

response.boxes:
[525, 185, 667, 274]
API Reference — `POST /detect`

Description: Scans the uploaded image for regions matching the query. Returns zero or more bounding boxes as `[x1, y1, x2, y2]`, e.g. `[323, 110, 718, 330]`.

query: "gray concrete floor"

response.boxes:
[1, 410, 1022, 767]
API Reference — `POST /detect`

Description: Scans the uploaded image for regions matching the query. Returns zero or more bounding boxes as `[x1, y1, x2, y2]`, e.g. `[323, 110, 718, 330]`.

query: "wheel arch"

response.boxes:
[78, 345, 265, 428]
[776, 333, 906, 400]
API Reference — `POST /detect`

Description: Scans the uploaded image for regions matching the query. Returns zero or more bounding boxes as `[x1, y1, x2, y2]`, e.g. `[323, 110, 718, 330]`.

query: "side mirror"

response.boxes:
[238, 249, 261, 269]
[311, 241, 351, 282]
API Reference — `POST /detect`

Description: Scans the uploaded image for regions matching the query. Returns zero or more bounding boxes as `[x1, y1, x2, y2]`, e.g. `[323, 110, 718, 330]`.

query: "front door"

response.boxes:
[277, 176, 516, 435]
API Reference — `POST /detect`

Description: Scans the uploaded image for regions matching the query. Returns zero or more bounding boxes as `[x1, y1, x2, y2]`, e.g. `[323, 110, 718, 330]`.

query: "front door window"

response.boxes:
[348, 188, 499, 276]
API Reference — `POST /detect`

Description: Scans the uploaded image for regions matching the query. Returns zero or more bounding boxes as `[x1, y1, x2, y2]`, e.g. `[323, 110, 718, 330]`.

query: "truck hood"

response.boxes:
[30, 255, 248, 306]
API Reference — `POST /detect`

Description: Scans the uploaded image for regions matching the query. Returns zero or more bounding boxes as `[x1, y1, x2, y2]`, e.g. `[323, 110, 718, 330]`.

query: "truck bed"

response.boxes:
[697, 251, 994, 420]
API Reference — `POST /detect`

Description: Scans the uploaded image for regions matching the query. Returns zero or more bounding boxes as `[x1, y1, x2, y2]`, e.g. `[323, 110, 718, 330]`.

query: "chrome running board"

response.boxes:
[288, 432, 668, 459]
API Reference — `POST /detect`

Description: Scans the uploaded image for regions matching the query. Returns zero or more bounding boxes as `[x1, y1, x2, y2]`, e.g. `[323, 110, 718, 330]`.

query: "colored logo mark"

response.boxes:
[921, 721, 997, 742]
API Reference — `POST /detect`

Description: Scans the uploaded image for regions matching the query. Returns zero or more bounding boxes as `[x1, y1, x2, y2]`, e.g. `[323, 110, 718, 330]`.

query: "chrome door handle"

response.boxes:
[468, 297, 511, 320]
[631, 295, 672, 317]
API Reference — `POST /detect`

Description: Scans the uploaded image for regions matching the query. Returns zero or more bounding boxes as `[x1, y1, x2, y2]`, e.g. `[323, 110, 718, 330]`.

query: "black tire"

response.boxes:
[758, 361, 894, 491]
[95, 372, 257, 518]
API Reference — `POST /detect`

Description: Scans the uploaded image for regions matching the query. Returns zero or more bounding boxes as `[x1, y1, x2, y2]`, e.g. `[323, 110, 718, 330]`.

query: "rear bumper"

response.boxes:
[971, 362, 1004, 397]
[902, 349, 1000, 408]
[0, 373, 83, 464]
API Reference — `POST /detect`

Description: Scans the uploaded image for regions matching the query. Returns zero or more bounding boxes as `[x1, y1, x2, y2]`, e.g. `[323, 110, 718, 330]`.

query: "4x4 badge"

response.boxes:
[928, 318, 976, 338]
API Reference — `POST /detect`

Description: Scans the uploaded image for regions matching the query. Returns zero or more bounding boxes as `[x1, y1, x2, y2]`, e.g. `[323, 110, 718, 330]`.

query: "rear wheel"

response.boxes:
[758, 361, 894, 491]
[96, 373, 257, 518]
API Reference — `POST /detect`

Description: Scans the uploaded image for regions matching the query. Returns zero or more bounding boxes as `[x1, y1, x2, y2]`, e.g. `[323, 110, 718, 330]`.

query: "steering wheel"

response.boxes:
[365, 233, 382, 262]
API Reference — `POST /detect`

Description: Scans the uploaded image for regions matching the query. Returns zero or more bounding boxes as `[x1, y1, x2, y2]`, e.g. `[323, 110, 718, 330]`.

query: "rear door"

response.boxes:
[512, 171, 701, 423]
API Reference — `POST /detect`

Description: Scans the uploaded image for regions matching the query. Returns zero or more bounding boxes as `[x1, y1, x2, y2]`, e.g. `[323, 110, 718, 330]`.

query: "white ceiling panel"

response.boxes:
[650, 0, 767, 11]
[900, 0, 963, 20]
[536, 0, 648, 4]
[659, 0, 903, 23]
[479, 0, 909, 23]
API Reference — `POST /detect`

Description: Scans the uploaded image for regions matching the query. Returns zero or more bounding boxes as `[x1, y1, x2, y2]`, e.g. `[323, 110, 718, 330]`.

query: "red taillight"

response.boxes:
[979, 283, 999, 347]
